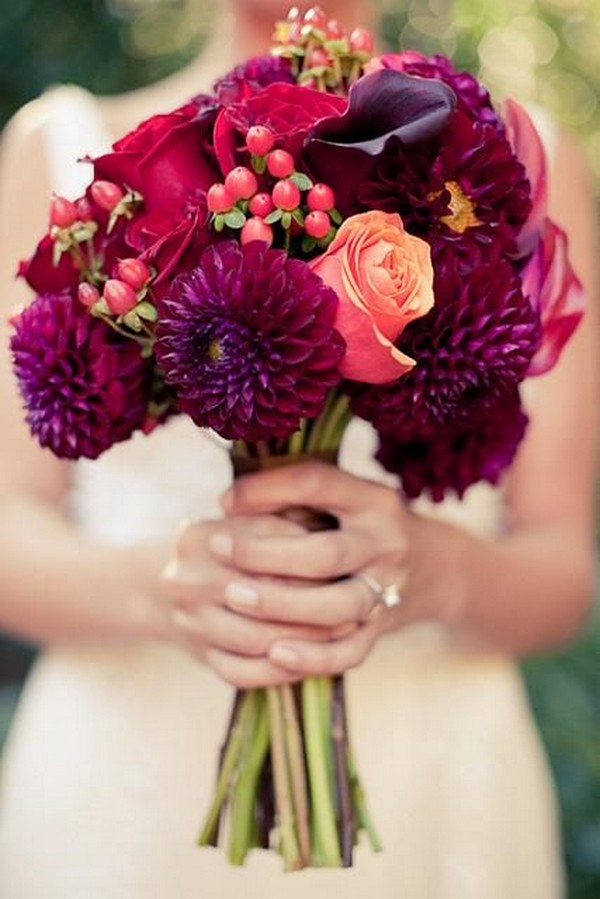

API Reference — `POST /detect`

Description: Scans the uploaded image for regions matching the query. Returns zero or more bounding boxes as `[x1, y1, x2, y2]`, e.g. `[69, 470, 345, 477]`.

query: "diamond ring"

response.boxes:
[356, 572, 403, 609]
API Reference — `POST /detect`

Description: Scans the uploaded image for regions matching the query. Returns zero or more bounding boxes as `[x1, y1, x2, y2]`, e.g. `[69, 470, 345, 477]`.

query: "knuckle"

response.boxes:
[296, 461, 328, 497]
[176, 521, 206, 560]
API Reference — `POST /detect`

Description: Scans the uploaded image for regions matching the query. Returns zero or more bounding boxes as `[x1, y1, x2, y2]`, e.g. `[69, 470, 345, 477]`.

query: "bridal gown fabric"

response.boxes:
[0, 86, 563, 898]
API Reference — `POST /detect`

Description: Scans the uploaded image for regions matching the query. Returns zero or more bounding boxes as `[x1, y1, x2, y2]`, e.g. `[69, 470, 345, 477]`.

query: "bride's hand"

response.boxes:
[160, 513, 352, 688]
[212, 462, 465, 678]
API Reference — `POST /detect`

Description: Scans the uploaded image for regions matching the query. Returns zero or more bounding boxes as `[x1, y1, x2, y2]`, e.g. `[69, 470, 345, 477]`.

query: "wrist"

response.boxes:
[111, 540, 174, 643]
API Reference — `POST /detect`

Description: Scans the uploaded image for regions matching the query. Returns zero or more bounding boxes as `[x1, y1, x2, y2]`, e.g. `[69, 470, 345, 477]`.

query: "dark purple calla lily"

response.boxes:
[304, 69, 456, 214]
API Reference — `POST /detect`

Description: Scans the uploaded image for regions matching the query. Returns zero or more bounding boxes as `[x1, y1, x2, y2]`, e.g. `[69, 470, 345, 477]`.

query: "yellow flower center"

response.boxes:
[438, 181, 481, 234]
[208, 340, 222, 362]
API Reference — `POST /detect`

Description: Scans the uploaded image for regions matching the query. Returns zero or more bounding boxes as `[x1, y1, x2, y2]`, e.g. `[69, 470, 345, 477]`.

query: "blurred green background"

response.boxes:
[0, 1, 598, 895]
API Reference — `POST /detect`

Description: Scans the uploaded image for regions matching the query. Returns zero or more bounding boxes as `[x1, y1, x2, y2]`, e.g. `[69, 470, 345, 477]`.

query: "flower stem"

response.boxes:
[347, 745, 383, 853]
[281, 684, 312, 866]
[302, 676, 341, 867]
[197, 690, 257, 847]
[331, 675, 354, 866]
[267, 687, 303, 870]
[228, 691, 270, 865]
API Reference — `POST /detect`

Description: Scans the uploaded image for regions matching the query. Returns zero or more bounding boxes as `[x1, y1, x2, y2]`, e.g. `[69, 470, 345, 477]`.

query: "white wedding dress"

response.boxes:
[0, 86, 563, 898]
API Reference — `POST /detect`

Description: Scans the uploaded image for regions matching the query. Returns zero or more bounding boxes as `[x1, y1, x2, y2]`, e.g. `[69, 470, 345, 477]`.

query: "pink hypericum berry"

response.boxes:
[207, 183, 235, 214]
[305, 210, 331, 239]
[266, 149, 295, 179]
[246, 125, 275, 156]
[307, 48, 331, 69]
[117, 258, 151, 291]
[90, 180, 124, 212]
[78, 283, 101, 308]
[272, 180, 301, 211]
[103, 279, 138, 315]
[241, 217, 274, 247]
[248, 192, 275, 218]
[224, 166, 259, 201]
[287, 6, 301, 21]
[325, 18, 345, 39]
[49, 196, 79, 229]
[349, 27, 374, 54]
[303, 6, 327, 30]
[307, 183, 335, 212]
[75, 197, 94, 221]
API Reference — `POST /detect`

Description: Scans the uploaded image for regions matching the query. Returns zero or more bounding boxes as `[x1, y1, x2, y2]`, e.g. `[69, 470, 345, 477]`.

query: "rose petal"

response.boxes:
[504, 99, 548, 257]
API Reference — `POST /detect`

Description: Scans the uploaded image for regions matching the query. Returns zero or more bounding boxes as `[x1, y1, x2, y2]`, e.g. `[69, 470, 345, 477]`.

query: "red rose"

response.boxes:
[213, 82, 347, 173]
[127, 193, 212, 285]
[94, 106, 220, 210]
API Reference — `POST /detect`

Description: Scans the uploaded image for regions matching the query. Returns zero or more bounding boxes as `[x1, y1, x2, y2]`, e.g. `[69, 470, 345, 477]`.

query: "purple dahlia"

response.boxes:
[155, 241, 345, 442]
[348, 259, 539, 433]
[360, 111, 531, 260]
[11, 293, 150, 459]
[376, 388, 528, 501]
[214, 55, 295, 105]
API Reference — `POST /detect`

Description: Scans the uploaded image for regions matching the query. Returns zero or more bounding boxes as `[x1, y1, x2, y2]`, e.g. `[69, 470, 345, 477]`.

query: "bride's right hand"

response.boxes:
[160, 515, 347, 688]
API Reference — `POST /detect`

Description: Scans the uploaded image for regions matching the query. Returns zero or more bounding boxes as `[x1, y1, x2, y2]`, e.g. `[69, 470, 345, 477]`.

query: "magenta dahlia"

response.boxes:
[11, 293, 150, 459]
[348, 259, 539, 433]
[155, 241, 345, 442]
[376, 388, 528, 501]
[361, 111, 531, 260]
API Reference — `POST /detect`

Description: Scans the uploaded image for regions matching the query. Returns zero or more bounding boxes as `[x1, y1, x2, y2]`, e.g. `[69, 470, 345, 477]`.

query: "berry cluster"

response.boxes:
[207, 124, 340, 252]
[48, 186, 156, 341]
[272, 5, 374, 91]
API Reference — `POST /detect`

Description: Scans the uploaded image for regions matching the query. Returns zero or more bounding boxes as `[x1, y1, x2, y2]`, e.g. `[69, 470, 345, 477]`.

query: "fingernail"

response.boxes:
[161, 557, 180, 581]
[225, 582, 259, 608]
[270, 644, 299, 666]
[208, 532, 233, 559]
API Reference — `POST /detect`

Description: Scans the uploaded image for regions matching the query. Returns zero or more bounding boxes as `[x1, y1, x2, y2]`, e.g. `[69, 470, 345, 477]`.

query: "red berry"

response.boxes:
[90, 180, 124, 212]
[103, 279, 138, 315]
[49, 196, 79, 228]
[349, 27, 374, 54]
[303, 6, 327, 30]
[307, 183, 335, 212]
[305, 210, 331, 239]
[224, 166, 259, 201]
[78, 283, 100, 308]
[325, 18, 345, 39]
[75, 197, 94, 221]
[272, 180, 301, 211]
[241, 217, 274, 247]
[207, 183, 235, 214]
[266, 149, 295, 179]
[117, 258, 150, 291]
[307, 48, 330, 69]
[246, 125, 275, 156]
[248, 192, 275, 218]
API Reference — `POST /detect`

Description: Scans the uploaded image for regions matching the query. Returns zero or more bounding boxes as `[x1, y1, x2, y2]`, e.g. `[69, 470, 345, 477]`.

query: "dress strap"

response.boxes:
[40, 84, 111, 198]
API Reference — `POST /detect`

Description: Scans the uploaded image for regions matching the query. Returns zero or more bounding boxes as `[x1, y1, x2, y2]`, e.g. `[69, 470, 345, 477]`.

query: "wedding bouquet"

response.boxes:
[10, 3, 583, 872]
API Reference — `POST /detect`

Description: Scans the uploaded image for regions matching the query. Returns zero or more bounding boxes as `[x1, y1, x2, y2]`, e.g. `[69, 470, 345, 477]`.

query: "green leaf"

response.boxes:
[252, 154, 266, 175]
[301, 235, 317, 254]
[123, 310, 143, 332]
[291, 208, 305, 227]
[290, 171, 313, 192]
[213, 213, 225, 233]
[224, 208, 246, 229]
[136, 301, 157, 322]
[281, 211, 292, 230]
[330, 208, 343, 225]
[264, 209, 283, 225]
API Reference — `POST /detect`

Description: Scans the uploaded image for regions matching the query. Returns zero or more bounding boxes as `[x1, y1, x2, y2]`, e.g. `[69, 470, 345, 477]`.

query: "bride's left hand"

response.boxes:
[211, 462, 464, 677]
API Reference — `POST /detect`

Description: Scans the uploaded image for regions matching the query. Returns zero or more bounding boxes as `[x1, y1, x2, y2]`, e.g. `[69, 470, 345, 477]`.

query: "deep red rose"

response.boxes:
[127, 191, 212, 284]
[94, 106, 220, 209]
[213, 82, 347, 174]
[19, 234, 79, 295]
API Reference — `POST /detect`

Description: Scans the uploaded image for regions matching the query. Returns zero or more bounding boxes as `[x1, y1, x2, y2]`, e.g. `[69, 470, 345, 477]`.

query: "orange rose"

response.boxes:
[309, 211, 434, 383]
